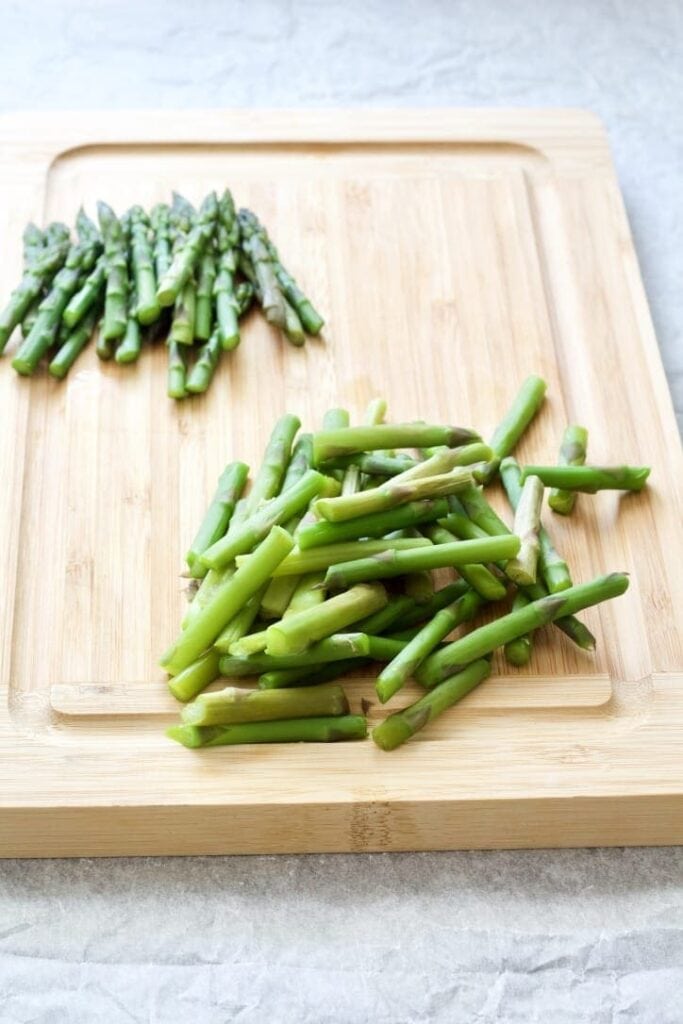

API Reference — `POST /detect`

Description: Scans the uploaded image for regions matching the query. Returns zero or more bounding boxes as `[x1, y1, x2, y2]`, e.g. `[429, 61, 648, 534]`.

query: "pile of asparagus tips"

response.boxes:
[0, 191, 323, 396]
[162, 375, 650, 751]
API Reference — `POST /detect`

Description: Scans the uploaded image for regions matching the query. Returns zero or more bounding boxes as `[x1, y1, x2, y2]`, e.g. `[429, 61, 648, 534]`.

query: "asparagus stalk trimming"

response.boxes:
[505, 473, 544, 586]
[480, 374, 547, 483]
[423, 523, 506, 601]
[181, 682, 349, 726]
[521, 465, 650, 493]
[548, 425, 589, 515]
[500, 457, 571, 593]
[185, 461, 249, 574]
[263, 537, 434, 577]
[314, 468, 475, 523]
[157, 191, 218, 307]
[265, 582, 387, 655]
[312, 423, 481, 464]
[298, 497, 450, 549]
[504, 593, 533, 667]
[168, 714, 367, 748]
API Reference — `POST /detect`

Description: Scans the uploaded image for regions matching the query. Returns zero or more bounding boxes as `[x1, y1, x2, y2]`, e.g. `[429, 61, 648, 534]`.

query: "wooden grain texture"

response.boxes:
[0, 109, 681, 857]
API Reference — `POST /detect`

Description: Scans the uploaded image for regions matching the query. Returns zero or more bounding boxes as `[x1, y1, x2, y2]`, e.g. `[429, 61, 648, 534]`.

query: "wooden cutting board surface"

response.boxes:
[0, 109, 681, 856]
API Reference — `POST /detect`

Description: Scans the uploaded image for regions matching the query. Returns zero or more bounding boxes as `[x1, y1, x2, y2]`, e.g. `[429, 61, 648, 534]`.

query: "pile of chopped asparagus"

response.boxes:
[163, 376, 650, 751]
[0, 192, 323, 397]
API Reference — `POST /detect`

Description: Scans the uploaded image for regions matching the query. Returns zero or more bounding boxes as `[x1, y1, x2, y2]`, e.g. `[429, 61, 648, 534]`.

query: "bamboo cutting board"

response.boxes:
[0, 109, 681, 857]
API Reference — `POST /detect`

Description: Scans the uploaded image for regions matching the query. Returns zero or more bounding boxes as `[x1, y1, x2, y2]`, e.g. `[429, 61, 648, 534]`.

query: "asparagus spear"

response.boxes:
[115, 284, 143, 364]
[168, 714, 367, 748]
[129, 206, 160, 324]
[151, 204, 172, 281]
[324, 442, 492, 478]
[157, 192, 218, 306]
[298, 497, 449, 549]
[314, 469, 475, 523]
[185, 329, 222, 393]
[228, 631, 269, 657]
[312, 423, 481, 464]
[341, 398, 387, 496]
[194, 246, 216, 341]
[214, 190, 241, 350]
[504, 593, 533, 666]
[265, 583, 387, 655]
[167, 339, 188, 398]
[521, 465, 650, 493]
[392, 581, 469, 629]
[200, 469, 326, 569]
[376, 592, 483, 703]
[416, 572, 629, 688]
[185, 461, 249, 574]
[48, 303, 101, 379]
[548, 425, 589, 515]
[480, 374, 547, 483]
[168, 649, 221, 702]
[62, 255, 106, 328]
[423, 523, 506, 602]
[268, 246, 324, 335]
[241, 413, 302, 518]
[214, 586, 268, 651]
[259, 659, 371, 690]
[283, 571, 326, 616]
[97, 201, 129, 341]
[504, 473, 544, 586]
[181, 682, 349, 726]
[324, 535, 520, 590]
[238, 208, 288, 328]
[355, 595, 416, 635]
[263, 537, 434, 577]
[373, 660, 492, 750]
[95, 316, 115, 360]
[20, 223, 71, 339]
[218, 633, 407, 675]
[170, 278, 197, 345]
[500, 457, 571, 593]
[235, 280, 255, 318]
[161, 525, 295, 675]
[0, 227, 70, 353]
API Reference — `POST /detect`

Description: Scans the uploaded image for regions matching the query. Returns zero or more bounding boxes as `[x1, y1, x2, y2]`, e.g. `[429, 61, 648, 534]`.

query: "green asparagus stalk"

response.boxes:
[312, 423, 481, 465]
[194, 247, 216, 341]
[298, 497, 450, 550]
[521, 465, 650, 493]
[423, 524, 506, 601]
[271, 258, 324, 335]
[127, 206, 160, 325]
[185, 461, 249, 573]
[416, 572, 629, 688]
[392, 581, 469, 629]
[185, 330, 222, 393]
[157, 192, 218, 306]
[170, 277, 196, 345]
[324, 535, 520, 590]
[235, 280, 255, 318]
[403, 571, 435, 605]
[98, 201, 129, 341]
[265, 583, 387, 655]
[315, 469, 475, 523]
[213, 586, 268, 651]
[264, 537, 433, 577]
[115, 285, 143, 364]
[504, 473, 544, 586]
[95, 316, 115, 360]
[238, 209, 287, 327]
[548, 425, 589, 515]
[62, 255, 106, 328]
[218, 633, 406, 676]
[341, 398, 387, 496]
[280, 433, 314, 490]
[283, 571, 326, 616]
[151, 204, 172, 281]
[504, 593, 533, 666]
[0, 229, 71, 353]
[181, 682, 349, 727]
[167, 338, 188, 398]
[168, 649, 221, 702]
[201, 469, 326, 569]
[480, 375, 547, 483]
[161, 525, 295, 675]
[258, 658, 370, 690]
[241, 413, 302, 518]
[500, 457, 571, 593]
[373, 659, 492, 750]
[376, 592, 483, 704]
[228, 631, 269, 657]
[355, 595, 416, 635]
[48, 303, 100, 379]
[168, 714, 367, 748]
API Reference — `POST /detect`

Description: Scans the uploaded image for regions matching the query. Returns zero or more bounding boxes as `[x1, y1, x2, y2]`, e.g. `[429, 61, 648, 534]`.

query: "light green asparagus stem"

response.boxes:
[315, 468, 475, 523]
[228, 631, 269, 657]
[212, 189, 241, 349]
[95, 316, 115, 360]
[481, 375, 547, 483]
[218, 633, 406, 675]
[548, 425, 589, 515]
[129, 206, 160, 324]
[272, 262, 324, 335]
[355, 595, 416, 635]
[280, 433, 314, 490]
[327, 452, 417, 477]
[391, 582, 469, 630]
[298, 497, 449, 550]
[186, 330, 222, 393]
[258, 658, 370, 690]
[170, 277, 196, 345]
[48, 303, 100, 378]
[324, 535, 520, 590]
[235, 280, 254, 318]
[504, 473, 544, 586]
[424, 524, 506, 601]
[115, 285, 143, 364]
[181, 682, 349, 727]
[213, 585, 268, 651]
[243, 414, 302, 516]
[341, 398, 387, 496]
[167, 339, 188, 399]
[265, 583, 387, 656]
[168, 714, 367, 748]
[283, 571, 326, 616]
[161, 525, 294, 675]
[376, 591, 485, 704]
[373, 659, 492, 750]
[151, 203, 172, 281]
[168, 649, 221, 702]
[0, 231, 70, 353]
[201, 469, 326, 569]
[324, 441, 493, 479]
[264, 537, 433, 577]
[62, 255, 106, 327]
[500, 457, 571, 593]
[238, 208, 287, 327]
[282, 297, 306, 346]
[521, 465, 650, 493]
[185, 461, 249, 574]
[98, 201, 129, 341]
[504, 593, 533, 666]
[157, 192, 218, 306]
[417, 572, 629, 688]
[312, 423, 481, 465]
[194, 247, 216, 341]
[403, 571, 435, 605]
[323, 408, 350, 430]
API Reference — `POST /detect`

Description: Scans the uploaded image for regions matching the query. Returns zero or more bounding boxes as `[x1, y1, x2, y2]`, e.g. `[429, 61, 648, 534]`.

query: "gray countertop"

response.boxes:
[1, 1, 681, 1021]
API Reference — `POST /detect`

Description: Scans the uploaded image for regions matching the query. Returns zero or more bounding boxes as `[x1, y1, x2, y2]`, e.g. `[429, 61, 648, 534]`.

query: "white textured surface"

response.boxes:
[1, 2, 682, 1021]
